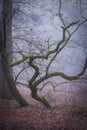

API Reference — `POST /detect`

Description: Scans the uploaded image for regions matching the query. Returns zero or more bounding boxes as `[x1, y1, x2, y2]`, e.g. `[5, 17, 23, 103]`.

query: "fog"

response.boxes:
[12, 0, 87, 107]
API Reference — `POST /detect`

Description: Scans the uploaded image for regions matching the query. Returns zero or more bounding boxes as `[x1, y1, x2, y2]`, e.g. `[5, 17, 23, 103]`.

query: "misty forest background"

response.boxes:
[0, 0, 87, 130]
[0, 0, 87, 108]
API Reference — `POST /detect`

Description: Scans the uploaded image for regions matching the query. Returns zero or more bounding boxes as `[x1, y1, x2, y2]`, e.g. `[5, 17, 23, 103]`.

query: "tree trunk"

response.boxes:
[0, 0, 13, 99]
[31, 86, 52, 108]
[32, 93, 52, 108]
[1, 54, 29, 107]
[0, 0, 29, 107]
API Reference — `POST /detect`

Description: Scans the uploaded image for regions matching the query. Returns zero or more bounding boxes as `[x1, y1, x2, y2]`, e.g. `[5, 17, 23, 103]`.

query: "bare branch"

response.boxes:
[15, 65, 29, 82]
[35, 57, 87, 86]
[38, 81, 56, 91]
[16, 82, 28, 87]
[28, 58, 39, 86]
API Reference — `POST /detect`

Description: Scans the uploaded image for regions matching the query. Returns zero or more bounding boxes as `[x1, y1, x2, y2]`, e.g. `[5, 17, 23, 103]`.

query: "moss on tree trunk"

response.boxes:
[32, 93, 52, 108]
[1, 54, 29, 107]
[31, 86, 52, 108]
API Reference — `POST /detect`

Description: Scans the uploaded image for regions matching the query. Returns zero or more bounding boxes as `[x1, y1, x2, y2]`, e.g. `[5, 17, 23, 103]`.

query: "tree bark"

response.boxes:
[30, 85, 52, 108]
[1, 54, 29, 106]
[0, 0, 29, 106]
[0, 0, 13, 99]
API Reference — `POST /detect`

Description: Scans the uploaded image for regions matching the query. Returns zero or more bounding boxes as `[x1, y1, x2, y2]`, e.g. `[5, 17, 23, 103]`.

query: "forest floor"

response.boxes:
[0, 102, 87, 130]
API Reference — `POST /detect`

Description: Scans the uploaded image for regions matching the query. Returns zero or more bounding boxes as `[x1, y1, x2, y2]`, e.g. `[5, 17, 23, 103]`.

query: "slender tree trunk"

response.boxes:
[32, 93, 52, 108]
[30, 86, 52, 108]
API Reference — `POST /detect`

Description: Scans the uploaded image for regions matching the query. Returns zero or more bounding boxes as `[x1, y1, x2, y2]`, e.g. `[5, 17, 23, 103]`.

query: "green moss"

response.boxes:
[0, 98, 16, 103]
[23, 54, 33, 58]
[37, 94, 44, 100]
[37, 94, 52, 108]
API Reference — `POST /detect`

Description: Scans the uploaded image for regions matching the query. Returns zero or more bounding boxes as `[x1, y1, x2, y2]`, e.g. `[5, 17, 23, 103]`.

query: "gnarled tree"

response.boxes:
[1, 0, 87, 108]
[10, 19, 87, 108]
